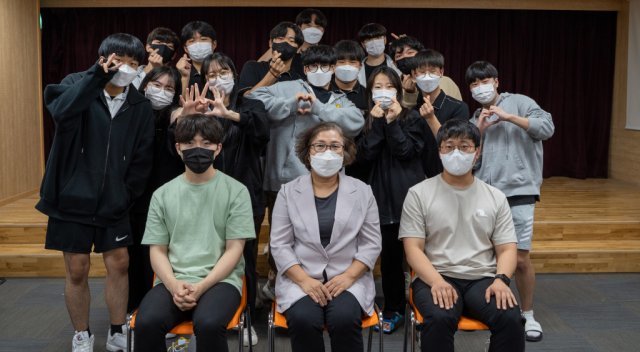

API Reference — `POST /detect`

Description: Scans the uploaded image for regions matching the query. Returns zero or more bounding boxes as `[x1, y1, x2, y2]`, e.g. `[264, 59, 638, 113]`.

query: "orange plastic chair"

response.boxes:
[404, 273, 489, 352]
[126, 276, 249, 352]
[268, 300, 384, 352]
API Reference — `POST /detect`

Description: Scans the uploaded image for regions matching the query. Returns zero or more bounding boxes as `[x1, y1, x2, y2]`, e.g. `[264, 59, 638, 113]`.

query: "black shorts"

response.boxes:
[45, 217, 133, 254]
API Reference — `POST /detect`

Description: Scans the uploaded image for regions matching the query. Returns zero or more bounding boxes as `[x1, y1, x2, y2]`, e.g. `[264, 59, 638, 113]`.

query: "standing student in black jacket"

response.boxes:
[128, 66, 184, 313]
[357, 66, 426, 334]
[38, 33, 154, 352]
[178, 52, 270, 347]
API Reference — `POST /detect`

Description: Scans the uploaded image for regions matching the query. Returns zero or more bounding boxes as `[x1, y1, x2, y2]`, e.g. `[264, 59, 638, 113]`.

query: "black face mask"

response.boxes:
[271, 42, 298, 62]
[149, 44, 175, 64]
[181, 147, 215, 174]
[395, 57, 413, 75]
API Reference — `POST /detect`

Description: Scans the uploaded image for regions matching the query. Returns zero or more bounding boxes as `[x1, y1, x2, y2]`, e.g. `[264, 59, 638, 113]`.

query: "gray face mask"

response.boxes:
[110, 64, 137, 87]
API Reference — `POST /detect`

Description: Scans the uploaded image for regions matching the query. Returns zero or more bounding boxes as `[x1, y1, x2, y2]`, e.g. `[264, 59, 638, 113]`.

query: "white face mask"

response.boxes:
[310, 150, 344, 177]
[471, 82, 497, 105]
[334, 65, 360, 82]
[110, 64, 137, 87]
[416, 73, 441, 93]
[365, 38, 386, 56]
[372, 88, 397, 109]
[187, 42, 213, 63]
[302, 27, 324, 45]
[440, 149, 476, 176]
[209, 74, 235, 95]
[144, 85, 174, 110]
[306, 70, 333, 87]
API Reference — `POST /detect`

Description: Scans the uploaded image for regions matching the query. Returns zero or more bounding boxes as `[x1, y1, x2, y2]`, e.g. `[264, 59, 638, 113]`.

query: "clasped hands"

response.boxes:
[299, 272, 357, 307]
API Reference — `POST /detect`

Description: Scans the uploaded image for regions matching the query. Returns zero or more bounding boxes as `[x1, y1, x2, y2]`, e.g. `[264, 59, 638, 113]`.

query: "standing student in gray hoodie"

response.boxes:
[467, 61, 555, 343]
[248, 44, 364, 301]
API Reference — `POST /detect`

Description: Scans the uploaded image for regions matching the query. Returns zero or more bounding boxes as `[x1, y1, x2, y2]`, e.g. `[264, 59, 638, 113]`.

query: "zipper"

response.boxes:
[100, 119, 113, 193]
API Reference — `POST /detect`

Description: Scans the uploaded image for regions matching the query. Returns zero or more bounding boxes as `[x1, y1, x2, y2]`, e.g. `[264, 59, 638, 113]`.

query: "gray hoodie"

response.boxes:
[470, 93, 555, 197]
[248, 79, 364, 192]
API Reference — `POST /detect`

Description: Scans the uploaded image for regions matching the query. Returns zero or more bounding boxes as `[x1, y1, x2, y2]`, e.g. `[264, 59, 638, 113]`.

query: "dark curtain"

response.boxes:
[40, 7, 616, 178]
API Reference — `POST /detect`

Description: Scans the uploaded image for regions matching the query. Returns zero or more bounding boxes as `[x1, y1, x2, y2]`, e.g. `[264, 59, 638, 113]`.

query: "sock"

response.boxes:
[522, 310, 535, 320]
[110, 324, 122, 336]
[75, 328, 91, 338]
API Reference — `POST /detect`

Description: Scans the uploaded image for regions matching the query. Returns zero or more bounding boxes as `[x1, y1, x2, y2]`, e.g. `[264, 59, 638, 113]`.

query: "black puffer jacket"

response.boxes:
[37, 63, 154, 226]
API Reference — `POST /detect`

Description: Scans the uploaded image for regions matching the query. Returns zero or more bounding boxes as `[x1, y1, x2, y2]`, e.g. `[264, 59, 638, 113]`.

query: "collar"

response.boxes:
[330, 79, 362, 94]
[431, 90, 447, 110]
[103, 86, 129, 102]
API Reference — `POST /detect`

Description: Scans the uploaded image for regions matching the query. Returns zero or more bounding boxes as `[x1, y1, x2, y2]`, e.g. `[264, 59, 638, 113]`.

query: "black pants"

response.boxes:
[265, 190, 279, 274]
[134, 282, 240, 352]
[380, 223, 406, 315]
[127, 212, 154, 312]
[412, 277, 525, 352]
[285, 292, 363, 352]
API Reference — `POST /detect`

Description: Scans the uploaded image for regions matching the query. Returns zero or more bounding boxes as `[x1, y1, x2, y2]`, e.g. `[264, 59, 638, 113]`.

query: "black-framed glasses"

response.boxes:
[310, 143, 344, 152]
[439, 145, 476, 154]
[306, 64, 332, 73]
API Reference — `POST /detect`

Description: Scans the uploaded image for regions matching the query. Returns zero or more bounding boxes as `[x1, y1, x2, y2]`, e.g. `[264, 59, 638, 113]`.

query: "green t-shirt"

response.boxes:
[142, 171, 255, 294]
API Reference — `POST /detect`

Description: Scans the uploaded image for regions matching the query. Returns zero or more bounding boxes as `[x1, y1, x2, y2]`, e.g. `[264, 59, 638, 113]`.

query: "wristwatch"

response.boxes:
[494, 274, 511, 286]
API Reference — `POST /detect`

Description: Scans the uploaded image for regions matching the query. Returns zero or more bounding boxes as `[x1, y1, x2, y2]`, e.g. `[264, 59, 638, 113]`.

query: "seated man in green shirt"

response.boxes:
[134, 114, 255, 351]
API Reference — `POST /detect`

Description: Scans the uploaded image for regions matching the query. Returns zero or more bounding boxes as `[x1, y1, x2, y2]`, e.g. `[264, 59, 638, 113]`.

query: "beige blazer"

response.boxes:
[270, 174, 382, 314]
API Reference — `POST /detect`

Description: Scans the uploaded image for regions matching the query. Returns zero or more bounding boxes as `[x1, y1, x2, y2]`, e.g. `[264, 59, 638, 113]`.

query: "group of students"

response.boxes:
[38, 7, 555, 352]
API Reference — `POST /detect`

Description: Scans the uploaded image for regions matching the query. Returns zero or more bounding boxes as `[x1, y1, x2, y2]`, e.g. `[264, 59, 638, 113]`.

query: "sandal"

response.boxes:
[379, 312, 404, 334]
[524, 318, 543, 342]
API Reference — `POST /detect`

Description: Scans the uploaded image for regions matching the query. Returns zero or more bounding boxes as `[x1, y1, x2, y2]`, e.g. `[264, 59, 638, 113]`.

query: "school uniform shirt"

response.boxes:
[398, 175, 517, 280]
[416, 90, 470, 177]
[330, 79, 368, 111]
[142, 172, 255, 294]
[103, 86, 128, 118]
[357, 54, 401, 87]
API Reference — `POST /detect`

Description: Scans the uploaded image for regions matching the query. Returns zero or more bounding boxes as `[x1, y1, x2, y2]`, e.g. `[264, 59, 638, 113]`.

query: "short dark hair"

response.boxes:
[175, 114, 224, 144]
[270, 21, 304, 47]
[296, 122, 356, 170]
[295, 8, 328, 28]
[357, 23, 387, 42]
[302, 44, 336, 66]
[465, 61, 499, 85]
[389, 36, 425, 57]
[181, 21, 217, 44]
[138, 66, 182, 107]
[436, 119, 481, 148]
[334, 40, 365, 62]
[412, 49, 445, 70]
[98, 33, 146, 64]
[146, 27, 180, 50]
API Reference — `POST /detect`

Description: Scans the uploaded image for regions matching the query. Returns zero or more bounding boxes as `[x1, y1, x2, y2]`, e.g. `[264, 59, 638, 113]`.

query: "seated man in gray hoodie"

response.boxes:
[247, 44, 364, 299]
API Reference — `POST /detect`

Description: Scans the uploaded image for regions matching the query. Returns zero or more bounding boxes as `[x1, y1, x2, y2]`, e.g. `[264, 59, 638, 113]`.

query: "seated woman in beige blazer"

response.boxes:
[270, 122, 382, 352]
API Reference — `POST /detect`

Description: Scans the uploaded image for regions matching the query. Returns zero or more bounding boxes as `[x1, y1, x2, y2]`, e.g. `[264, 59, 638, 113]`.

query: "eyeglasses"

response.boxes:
[310, 143, 344, 152]
[306, 64, 332, 73]
[149, 81, 175, 96]
[206, 70, 232, 80]
[439, 144, 476, 154]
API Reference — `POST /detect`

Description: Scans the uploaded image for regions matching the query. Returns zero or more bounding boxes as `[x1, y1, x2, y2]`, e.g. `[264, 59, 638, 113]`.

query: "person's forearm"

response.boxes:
[244, 73, 278, 96]
[285, 264, 313, 286]
[181, 76, 190, 97]
[405, 244, 444, 286]
[424, 115, 442, 137]
[494, 243, 517, 277]
[150, 245, 177, 290]
[199, 239, 246, 292]
[505, 113, 530, 130]
[224, 110, 241, 122]
[343, 259, 369, 280]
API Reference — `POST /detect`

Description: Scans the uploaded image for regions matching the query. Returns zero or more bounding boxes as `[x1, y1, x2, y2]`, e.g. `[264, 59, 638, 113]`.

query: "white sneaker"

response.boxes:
[106, 324, 128, 352]
[72, 331, 94, 352]
[243, 326, 258, 346]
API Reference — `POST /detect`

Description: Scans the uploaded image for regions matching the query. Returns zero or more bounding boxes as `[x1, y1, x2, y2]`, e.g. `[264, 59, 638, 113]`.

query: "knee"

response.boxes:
[194, 315, 227, 336]
[287, 308, 323, 333]
[66, 256, 90, 285]
[494, 309, 525, 335]
[425, 306, 458, 330]
[327, 308, 361, 332]
[516, 251, 531, 270]
[104, 248, 129, 275]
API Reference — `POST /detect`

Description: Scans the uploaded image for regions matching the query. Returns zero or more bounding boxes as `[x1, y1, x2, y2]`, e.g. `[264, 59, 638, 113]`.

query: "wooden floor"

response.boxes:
[1, 177, 639, 277]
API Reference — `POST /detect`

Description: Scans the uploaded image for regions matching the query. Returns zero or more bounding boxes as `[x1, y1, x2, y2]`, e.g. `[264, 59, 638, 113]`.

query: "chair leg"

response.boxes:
[268, 309, 275, 352]
[246, 310, 253, 352]
[238, 312, 245, 352]
[378, 309, 384, 352]
[126, 314, 132, 352]
[367, 326, 373, 352]
[410, 312, 416, 352]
